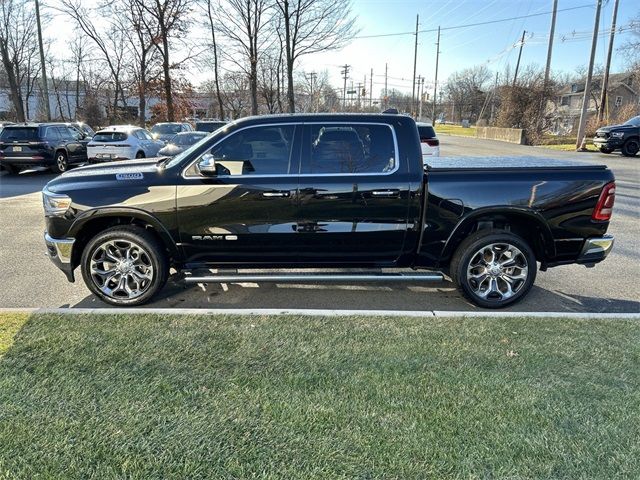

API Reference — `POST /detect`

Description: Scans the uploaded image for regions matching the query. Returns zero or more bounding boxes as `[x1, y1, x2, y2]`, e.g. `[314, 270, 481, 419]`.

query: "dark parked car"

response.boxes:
[66, 122, 95, 139]
[593, 115, 640, 156]
[195, 120, 227, 132]
[0, 123, 89, 174]
[157, 131, 209, 157]
[42, 113, 615, 308]
[150, 122, 193, 143]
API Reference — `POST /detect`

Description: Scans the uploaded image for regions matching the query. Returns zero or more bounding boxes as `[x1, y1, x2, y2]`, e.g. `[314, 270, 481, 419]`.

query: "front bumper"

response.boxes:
[44, 232, 76, 282]
[593, 137, 624, 149]
[576, 235, 614, 266]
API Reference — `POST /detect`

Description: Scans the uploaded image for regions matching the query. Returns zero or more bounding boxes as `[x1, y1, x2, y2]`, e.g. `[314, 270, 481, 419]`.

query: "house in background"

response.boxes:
[549, 71, 639, 134]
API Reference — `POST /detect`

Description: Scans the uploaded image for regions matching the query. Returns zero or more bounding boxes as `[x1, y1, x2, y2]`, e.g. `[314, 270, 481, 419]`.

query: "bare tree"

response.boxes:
[216, 0, 273, 115]
[258, 51, 282, 113]
[0, 0, 40, 121]
[131, 0, 193, 122]
[198, 0, 225, 119]
[273, 0, 357, 112]
[58, 1, 128, 122]
[113, 0, 162, 126]
[443, 65, 492, 122]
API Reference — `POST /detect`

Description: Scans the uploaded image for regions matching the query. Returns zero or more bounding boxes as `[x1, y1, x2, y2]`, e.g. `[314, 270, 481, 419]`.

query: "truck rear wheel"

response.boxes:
[80, 226, 168, 306]
[450, 230, 536, 308]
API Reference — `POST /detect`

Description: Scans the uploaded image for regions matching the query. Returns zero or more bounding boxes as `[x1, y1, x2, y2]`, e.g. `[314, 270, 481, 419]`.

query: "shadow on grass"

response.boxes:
[0, 312, 639, 478]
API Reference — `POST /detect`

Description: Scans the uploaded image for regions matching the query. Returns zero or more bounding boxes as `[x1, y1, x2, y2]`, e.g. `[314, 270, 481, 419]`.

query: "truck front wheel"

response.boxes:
[621, 139, 639, 157]
[80, 226, 169, 306]
[450, 230, 537, 308]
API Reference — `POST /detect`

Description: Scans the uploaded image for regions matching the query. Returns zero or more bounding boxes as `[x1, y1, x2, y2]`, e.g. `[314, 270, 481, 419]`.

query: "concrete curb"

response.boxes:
[0, 307, 638, 319]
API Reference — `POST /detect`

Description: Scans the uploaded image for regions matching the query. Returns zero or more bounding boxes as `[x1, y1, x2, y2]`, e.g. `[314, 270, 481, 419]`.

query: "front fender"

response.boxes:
[68, 206, 180, 259]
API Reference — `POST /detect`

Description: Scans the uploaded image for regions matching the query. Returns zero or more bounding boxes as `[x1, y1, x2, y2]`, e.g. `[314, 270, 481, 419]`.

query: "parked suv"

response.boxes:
[0, 123, 89, 174]
[416, 122, 440, 159]
[593, 115, 640, 156]
[150, 122, 193, 143]
[87, 126, 164, 162]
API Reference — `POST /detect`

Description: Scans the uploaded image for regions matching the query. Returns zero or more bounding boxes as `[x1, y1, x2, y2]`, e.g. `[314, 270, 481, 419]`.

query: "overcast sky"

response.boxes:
[43, 0, 639, 97]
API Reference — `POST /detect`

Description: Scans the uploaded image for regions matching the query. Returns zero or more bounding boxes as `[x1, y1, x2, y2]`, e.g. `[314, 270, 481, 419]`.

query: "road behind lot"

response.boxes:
[0, 134, 638, 312]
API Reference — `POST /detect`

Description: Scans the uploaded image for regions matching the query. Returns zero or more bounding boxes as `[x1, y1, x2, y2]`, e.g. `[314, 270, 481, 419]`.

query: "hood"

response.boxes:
[596, 123, 637, 133]
[44, 158, 166, 193]
[158, 144, 184, 156]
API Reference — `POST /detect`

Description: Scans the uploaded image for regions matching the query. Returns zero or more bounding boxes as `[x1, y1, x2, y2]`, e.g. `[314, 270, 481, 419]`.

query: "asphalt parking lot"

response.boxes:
[0, 134, 638, 312]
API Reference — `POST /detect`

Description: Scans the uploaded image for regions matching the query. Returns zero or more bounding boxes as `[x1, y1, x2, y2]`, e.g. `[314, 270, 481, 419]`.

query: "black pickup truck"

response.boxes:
[42, 113, 616, 308]
[593, 115, 640, 156]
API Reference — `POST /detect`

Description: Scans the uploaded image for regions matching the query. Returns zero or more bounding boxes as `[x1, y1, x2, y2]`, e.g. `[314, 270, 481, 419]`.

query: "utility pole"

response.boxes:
[418, 77, 425, 119]
[356, 81, 363, 109]
[598, 0, 620, 123]
[341, 64, 350, 110]
[544, 0, 558, 87]
[369, 68, 373, 108]
[411, 14, 419, 117]
[576, 0, 602, 150]
[384, 63, 388, 109]
[512, 30, 526, 87]
[307, 71, 317, 113]
[35, 0, 51, 121]
[432, 26, 440, 123]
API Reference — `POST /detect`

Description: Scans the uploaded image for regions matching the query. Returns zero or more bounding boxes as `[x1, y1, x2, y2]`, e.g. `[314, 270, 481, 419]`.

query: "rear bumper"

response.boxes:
[576, 235, 614, 266]
[0, 154, 54, 167]
[88, 156, 131, 163]
[44, 232, 76, 282]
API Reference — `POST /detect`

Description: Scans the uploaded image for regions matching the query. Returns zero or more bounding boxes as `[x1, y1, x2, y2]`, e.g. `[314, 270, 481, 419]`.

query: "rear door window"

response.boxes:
[303, 124, 396, 174]
[0, 127, 40, 141]
[44, 127, 61, 141]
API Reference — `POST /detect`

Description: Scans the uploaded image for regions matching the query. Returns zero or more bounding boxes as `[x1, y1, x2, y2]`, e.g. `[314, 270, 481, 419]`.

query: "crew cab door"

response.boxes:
[297, 122, 410, 264]
[177, 123, 301, 265]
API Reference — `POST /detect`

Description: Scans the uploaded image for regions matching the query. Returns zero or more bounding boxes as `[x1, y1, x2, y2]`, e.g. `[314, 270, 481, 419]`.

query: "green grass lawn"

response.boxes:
[539, 143, 599, 152]
[1, 313, 639, 479]
[435, 124, 478, 137]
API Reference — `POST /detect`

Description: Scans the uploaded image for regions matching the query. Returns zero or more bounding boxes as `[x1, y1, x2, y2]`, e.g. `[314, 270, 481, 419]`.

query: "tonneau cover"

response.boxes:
[425, 156, 607, 170]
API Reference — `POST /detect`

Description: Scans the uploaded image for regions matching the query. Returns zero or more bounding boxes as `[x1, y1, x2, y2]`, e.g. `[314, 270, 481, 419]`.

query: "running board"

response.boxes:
[184, 272, 444, 284]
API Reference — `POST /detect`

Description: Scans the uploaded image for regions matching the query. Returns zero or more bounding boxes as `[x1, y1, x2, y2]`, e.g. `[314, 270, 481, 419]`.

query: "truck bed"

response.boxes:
[425, 156, 607, 171]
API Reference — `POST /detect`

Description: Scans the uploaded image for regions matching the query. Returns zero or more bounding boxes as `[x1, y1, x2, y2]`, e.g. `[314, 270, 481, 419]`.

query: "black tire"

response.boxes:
[51, 151, 69, 173]
[135, 151, 145, 159]
[450, 229, 537, 309]
[621, 138, 639, 157]
[81, 226, 169, 306]
[598, 147, 614, 154]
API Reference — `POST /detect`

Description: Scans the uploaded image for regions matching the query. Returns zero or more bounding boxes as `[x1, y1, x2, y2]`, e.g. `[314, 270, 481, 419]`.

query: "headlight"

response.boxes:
[42, 189, 72, 216]
[610, 132, 625, 138]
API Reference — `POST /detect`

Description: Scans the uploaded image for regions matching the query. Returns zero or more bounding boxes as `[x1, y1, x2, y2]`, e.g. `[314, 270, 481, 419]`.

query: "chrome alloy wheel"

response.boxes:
[56, 153, 68, 172]
[89, 239, 154, 300]
[466, 243, 529, 301]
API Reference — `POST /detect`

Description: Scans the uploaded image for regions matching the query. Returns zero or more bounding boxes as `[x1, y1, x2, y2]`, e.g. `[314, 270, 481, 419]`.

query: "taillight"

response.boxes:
[422, 138, 439, 147]
[592, 182, 615, 221]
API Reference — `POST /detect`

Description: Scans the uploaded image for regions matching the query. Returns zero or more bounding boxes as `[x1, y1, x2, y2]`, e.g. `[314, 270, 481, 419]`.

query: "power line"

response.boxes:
[353, 5, 592, 40]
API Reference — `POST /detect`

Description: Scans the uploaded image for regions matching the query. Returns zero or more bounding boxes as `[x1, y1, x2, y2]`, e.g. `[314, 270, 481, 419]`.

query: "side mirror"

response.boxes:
[196, 153, 217, 176]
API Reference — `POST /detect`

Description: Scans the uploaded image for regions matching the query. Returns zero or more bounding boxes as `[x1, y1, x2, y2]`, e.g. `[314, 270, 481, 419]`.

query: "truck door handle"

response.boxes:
[262, 191, 290, 198]
[371, 189, 400, 198]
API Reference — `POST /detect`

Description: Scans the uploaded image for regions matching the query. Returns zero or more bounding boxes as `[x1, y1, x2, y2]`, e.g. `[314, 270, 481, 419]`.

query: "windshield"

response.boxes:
[0, 127, 39, 141]
[172, 133, 208, 146]
[164, 134, 213, 168]
[623, 116, 640, 127]
[152, 124, 182, 134]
